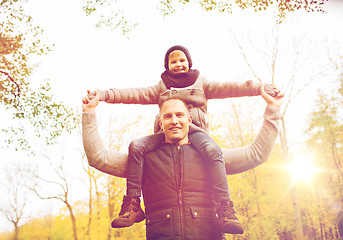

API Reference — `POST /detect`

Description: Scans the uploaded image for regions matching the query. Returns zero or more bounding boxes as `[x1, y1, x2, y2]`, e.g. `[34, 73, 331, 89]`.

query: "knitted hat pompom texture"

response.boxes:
[164, 45, 192, 70]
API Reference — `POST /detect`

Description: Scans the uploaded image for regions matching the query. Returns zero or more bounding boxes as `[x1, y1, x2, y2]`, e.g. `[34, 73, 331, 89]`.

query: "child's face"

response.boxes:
[168, 50, 189, 73]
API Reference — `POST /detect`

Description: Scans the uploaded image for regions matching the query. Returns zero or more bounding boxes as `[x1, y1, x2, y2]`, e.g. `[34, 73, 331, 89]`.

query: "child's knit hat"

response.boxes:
[164, 45, 192, 70]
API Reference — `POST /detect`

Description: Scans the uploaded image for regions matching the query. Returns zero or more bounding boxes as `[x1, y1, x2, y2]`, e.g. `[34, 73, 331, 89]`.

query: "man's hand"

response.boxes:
[82, 89, 100, 112]
[260, 85, 283, 107]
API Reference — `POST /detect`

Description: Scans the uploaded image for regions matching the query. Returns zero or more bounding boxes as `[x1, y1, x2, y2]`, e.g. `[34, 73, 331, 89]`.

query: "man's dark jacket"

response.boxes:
[142, 142, 223, 240]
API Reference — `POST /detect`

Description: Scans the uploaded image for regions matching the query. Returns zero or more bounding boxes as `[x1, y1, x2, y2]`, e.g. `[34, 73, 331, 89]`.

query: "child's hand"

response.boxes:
[87, 91, 96, 100]
[263, 83, 285, 97]
[261, 85, 283, 108]
[85, 90, 107, 102]
[82, 90, 100, 112]
[82, 90, 93, 104]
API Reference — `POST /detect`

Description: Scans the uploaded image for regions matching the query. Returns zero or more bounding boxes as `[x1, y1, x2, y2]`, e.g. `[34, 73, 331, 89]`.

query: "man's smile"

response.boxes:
[169, 126, 181, 132]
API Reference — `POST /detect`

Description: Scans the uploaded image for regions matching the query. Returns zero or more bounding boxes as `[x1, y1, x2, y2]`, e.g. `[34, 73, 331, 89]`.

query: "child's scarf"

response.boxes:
[161, 69, 200, 89]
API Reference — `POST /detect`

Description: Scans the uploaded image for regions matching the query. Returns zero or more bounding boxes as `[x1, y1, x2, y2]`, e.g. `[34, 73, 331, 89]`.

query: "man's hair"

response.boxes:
[159, 98, 190, 115]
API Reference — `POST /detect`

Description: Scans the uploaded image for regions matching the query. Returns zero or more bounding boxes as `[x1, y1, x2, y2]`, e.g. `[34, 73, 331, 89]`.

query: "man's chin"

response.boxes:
[170, 137, 182, 142]
[167, 136, 182, 144]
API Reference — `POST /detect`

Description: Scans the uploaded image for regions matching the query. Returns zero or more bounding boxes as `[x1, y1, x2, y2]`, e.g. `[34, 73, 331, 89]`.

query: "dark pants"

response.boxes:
[126, 131, 230, 201]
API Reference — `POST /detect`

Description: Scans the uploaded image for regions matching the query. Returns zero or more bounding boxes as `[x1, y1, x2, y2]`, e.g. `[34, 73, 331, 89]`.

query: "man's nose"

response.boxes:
[171, 115, 178, 124]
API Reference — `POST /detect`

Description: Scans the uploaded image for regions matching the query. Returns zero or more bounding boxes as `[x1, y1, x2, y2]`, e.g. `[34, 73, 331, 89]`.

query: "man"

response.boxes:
[82, 86, 283, 239]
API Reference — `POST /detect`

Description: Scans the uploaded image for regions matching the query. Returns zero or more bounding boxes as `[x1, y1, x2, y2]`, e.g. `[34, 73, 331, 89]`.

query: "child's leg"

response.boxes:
[111, 132, 164, 228]
[189, 131, 243, 235]
[126, 132, 164, 197]
[189, 131, 229, 201]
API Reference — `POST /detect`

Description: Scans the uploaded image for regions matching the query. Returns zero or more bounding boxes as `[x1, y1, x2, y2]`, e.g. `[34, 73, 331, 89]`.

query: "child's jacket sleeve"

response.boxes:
[100, 82, 162, 104]
[203, 79, 263, 99]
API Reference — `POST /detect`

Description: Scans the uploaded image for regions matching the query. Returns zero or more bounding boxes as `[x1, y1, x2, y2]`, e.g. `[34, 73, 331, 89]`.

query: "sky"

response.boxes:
[24, 0, 342, 145]
[1, 0, 343, 234]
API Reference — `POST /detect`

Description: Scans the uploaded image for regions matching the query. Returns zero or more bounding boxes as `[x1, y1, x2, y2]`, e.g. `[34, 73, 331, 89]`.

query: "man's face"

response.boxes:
[168, 50, 189, 73]
[159, 99, 192, 146]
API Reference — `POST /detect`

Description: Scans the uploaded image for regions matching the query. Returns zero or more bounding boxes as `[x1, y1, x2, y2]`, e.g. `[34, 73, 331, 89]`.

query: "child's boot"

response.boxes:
[111, 195, 145, 228]
[218, 199, 244, 234]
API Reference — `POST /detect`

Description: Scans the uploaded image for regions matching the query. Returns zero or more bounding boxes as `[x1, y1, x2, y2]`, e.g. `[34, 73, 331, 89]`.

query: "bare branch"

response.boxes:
[0, 69, 21, 97]
[231, 31, 262, 83]
[27, 185, 64, 202]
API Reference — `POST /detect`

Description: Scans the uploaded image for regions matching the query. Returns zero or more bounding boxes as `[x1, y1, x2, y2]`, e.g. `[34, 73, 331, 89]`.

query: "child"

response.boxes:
[85, 45, 276, 234]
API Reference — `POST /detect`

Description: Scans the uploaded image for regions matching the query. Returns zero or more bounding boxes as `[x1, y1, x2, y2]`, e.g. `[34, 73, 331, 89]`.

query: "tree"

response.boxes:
[0, 161, 35, 240]
[1, 1, 79, 154]
[161, 0, 328, 20]
[2, 81, 80, 154]
[227, 19, 332, 239]
[208, 99, 294, 239]
[81, 151, 107, 240]
[82, 0, 138, 36]
[306, 48, 343, 239]
[82, 0, 328, 34]
[28, 154, 81, 240]
[100, 111, 151, 239]
[0, 0, 50, 104]
[307, 44, 343, 180]
[78, 108, 152, 239]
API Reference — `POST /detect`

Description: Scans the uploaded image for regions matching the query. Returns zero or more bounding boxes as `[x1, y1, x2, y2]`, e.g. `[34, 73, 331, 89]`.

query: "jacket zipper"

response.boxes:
[177, 146, 185, 240]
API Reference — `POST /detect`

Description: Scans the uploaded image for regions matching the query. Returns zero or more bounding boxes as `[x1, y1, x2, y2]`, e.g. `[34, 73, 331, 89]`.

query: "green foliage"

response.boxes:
[2, 80, 80, 155]
[82, 0, 138, 37]
[173, 0, 328, 21]
[304, 63, 343, 238]
[0, 0, 52, 104]
[0, 1, 80, 155]
[209, 100, 340, 239]
[82, 0, 329, 32]
[306, 63, 343, 181]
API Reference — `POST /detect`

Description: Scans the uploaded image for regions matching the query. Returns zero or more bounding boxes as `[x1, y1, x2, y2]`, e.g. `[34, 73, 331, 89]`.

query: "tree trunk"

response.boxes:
[14, 223, 18, 240]
[66, 201, 79, 240]
[107, 177, 115, 240]
[251, 169, 264, 238]
[280, 116, 304, 240]
[233, 105, 264, 238]
[91, 173, 102, 237]
[87, 170, 93, 240]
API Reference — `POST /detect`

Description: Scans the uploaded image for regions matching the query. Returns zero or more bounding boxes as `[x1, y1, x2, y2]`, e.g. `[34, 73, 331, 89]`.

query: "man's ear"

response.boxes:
[188, 115, 192, 124]
[159, 118, 162, 129]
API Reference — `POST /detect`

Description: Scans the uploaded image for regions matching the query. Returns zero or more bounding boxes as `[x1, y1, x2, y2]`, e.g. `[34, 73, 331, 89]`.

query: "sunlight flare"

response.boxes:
[288, 155, 319, 182]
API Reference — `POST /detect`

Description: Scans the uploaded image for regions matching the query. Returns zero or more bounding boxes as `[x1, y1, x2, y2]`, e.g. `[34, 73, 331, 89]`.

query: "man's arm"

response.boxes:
[83, 105, 280, 177]
[223, 85, 283, 174]
[82, 111, 128, 178]
[82, 90, 128, 178]
[223, 105, 280, 174]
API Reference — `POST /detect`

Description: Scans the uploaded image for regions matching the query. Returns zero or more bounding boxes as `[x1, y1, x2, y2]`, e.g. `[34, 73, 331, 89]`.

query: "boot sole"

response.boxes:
[222, 222, 244, 234]
[111, 212, 146, 228]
